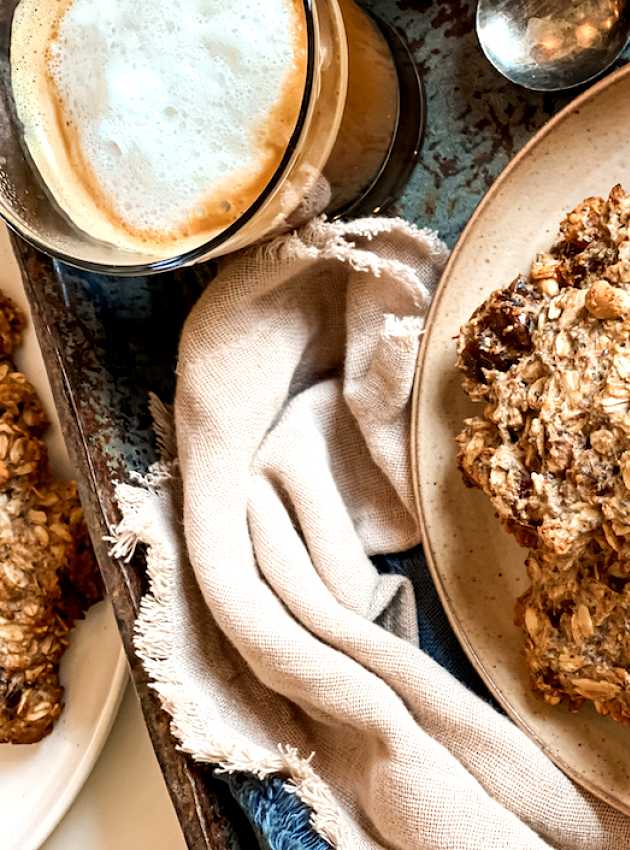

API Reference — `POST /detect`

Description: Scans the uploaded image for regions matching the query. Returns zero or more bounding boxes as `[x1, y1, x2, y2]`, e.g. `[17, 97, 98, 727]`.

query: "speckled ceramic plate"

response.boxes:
[0, 226, 127, 850]
[412, 64, 630, 813]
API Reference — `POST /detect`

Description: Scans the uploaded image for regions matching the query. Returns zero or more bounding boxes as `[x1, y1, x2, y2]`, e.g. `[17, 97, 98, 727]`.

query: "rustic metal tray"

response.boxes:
[10, 1, 630, 847]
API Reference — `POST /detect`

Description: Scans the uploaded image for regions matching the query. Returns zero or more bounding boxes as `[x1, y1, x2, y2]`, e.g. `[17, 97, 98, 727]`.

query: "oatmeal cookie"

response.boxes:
[0, 361, 49, 488]
[0, 361, 48, 434]
[0, 483, 72, 743]
[0, 478, 103, 744]
[516, 541, 630, 723]
[0, 299, 102, 744]
[456, 184, 630, 721]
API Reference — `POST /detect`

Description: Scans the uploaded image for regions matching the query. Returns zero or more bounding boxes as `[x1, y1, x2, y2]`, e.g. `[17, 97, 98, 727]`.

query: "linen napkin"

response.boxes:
[111, 216, 630, 850]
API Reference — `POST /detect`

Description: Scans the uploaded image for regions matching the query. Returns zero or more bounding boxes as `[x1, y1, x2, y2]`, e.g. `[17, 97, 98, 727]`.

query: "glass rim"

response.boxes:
[4, 0, 317, 277]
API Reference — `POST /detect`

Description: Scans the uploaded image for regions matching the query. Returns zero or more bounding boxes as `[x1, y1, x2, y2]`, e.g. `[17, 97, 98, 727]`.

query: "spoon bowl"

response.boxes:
[476, 0, 630, 91]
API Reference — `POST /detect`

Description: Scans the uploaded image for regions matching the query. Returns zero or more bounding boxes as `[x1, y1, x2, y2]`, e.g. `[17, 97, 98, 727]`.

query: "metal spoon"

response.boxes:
[476, 0, 630, 91]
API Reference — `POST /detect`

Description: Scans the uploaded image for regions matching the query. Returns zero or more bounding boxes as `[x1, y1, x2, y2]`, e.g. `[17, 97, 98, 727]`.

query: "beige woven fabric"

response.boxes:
[112, 217, 630, 850]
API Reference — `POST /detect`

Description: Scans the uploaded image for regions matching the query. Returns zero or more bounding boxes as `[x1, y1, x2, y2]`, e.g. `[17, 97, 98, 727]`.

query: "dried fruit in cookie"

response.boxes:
[456, 276, 542, 397]
[0, 666, 65, 745]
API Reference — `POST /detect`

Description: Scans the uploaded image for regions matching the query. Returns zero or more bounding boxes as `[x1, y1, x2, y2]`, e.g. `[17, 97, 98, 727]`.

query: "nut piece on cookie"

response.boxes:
[585, 279, 630, 319]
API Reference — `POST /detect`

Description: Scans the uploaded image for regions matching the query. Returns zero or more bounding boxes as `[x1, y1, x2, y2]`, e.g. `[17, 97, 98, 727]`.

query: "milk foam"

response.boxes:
[11, 0, 307, 253]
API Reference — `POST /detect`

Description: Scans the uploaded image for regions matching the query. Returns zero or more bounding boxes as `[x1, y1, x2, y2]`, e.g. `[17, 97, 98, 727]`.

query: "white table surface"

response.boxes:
[41, 684, 187, 850]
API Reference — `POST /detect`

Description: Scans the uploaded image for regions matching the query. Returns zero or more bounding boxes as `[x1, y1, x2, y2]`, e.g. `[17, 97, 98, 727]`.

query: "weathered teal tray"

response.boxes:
[11, 2, 630, 847]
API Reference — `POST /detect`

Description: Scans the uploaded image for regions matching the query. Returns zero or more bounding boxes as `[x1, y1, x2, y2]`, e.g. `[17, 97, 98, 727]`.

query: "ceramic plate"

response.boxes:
[412, 65, 630, 812]
[0, 227, 127, 850]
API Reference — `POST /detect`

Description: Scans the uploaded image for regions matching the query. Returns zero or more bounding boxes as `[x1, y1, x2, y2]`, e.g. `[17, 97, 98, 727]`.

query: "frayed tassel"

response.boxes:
[149, 392, 177, 461]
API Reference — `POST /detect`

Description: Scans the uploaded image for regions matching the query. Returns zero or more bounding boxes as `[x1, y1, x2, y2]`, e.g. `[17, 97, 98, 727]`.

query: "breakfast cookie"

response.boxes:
[0, 299, 101, 744]
[457, 184, 630, 722]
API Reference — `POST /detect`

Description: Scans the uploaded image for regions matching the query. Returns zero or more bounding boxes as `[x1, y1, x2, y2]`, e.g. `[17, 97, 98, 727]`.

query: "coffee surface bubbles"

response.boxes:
[11, 0, 307, 254]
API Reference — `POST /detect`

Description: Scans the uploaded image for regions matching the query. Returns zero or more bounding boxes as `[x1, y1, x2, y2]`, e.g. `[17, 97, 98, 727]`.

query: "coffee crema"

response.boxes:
[11, 0, 307, 255]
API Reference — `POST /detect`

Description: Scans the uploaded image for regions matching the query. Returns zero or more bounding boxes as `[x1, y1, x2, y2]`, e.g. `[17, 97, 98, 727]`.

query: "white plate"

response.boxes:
[0, 227, 127, 850]
[413, 65, 630, 813]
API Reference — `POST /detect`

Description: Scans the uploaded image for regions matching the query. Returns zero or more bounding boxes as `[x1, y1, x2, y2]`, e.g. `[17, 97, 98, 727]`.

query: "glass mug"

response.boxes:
[0, 0, 422, 275]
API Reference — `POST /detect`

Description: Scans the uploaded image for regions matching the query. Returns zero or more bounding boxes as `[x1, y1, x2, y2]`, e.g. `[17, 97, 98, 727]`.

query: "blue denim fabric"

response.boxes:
[225, 774, 332, 850]
[220, 547, 498, 849]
